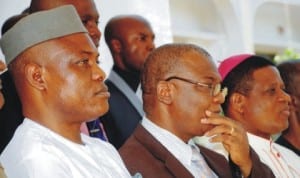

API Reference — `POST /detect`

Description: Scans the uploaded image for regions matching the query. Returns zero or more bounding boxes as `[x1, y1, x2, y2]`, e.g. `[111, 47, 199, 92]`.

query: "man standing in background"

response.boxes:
[101, 15, 155, 148]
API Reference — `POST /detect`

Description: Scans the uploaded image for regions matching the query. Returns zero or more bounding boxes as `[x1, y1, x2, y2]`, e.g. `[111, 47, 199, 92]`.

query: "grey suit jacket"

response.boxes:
[119, 124, 275, 178]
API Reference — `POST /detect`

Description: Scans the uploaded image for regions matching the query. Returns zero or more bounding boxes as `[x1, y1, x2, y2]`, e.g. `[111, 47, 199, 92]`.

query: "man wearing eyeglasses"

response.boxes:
[119, 43, 274, 178]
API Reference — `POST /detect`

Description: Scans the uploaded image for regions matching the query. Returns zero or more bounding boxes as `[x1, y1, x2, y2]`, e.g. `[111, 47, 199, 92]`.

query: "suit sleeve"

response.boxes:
[229, 148, 275, 178]
[247, 148, 275, 178]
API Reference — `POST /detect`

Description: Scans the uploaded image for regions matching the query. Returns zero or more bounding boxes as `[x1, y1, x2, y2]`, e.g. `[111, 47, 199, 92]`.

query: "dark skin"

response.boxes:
[30, 0, 101, 47]
[228, 66, 291, 139]
[149, 51, 252, 177]
[107, 15, 155, 73]
[14, 33, 109, 144]
[0, 61, 6, 72]
[0, 0, 102, 148]
[282, 64, 300, 150]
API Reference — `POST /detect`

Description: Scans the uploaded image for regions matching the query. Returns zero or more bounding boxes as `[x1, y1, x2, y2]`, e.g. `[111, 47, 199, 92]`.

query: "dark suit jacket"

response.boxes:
[119, 124, 275, 178]
[101, 79, 142, 149]
[0, 71, 23, 153]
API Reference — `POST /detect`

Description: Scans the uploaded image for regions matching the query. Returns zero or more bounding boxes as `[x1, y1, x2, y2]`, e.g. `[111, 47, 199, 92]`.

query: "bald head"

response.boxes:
[29, 0, 101, 47]
[104, 15, 152, 45]
[104, 14, 155, 72]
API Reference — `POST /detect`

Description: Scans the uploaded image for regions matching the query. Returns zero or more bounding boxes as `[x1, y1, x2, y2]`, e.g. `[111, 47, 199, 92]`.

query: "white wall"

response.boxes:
[0, 0, 31, 63]
[0, 0, 173, 75]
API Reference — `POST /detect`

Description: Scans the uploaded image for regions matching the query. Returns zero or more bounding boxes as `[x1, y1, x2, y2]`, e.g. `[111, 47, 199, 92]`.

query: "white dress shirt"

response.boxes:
[248, 133, 300, 177]
[141, 117, 217, 178]
[0, 118, 131, 178]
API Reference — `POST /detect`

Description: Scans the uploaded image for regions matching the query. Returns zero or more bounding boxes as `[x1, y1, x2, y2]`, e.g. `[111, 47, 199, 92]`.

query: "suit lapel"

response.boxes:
[134, 125, 194, 178]
[198, 145, 232, 178]
[108, 70, 144, 116]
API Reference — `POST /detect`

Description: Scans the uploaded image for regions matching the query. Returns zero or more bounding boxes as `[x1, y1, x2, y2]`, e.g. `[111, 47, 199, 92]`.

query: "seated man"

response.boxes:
[219, 54, 300, 177]
[276, 59, 300, 156]
[119, 44, 274, 178]
[0, 0, 103, 153]
[0, 6, 130, 178]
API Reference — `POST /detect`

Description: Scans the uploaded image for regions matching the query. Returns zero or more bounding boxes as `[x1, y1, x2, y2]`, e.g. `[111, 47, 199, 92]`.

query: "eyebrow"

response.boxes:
[139, 32, 155, 38]
[199, 76, 217, 82]
[80, 50, 99, 57]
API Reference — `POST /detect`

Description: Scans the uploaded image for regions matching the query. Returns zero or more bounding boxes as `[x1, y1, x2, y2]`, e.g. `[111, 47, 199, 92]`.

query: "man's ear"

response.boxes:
[24, 63, 46, 90]
[110, 39, 122, 53]
[229, 92, 246, 114]
[157, 81, 173, 104]
[290, 95, 298, 111]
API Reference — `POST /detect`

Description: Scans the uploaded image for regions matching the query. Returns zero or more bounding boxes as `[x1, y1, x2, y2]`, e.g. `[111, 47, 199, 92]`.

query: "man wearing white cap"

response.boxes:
[0, 5, 131, 178]
[0, 0, 105, 153]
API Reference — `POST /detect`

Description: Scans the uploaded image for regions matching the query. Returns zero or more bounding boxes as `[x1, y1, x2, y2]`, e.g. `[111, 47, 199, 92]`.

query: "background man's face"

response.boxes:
[72, 0, 101, 47]
[119, 19, 155, 72]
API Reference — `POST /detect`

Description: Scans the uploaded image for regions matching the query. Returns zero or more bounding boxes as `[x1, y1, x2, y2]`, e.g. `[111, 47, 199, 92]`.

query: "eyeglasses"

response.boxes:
[164, 76, 226, 97]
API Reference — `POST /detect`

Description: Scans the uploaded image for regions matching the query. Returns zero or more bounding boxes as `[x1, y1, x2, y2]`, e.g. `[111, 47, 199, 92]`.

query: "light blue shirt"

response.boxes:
[141, 116, 217, 177]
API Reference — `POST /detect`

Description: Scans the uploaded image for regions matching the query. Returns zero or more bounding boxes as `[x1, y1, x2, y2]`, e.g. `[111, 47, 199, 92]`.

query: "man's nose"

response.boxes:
[92, 63, 106, 81]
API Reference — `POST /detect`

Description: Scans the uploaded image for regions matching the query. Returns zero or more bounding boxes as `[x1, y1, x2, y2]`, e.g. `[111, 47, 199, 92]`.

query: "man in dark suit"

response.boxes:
[119, 43, 275, 178]
[101, 15, 155, 149]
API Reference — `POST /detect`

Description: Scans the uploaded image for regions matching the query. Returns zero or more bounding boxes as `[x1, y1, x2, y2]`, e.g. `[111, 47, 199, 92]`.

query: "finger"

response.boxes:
[0, 61, 6, 72]
[202, 110, 242, 128]
[201, 116, 233, 127]
[209, 134, 235, 144]
[204, 124, 231, 137]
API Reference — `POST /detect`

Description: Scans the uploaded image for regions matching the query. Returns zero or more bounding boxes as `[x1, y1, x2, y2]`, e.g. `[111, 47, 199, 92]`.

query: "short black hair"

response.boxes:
[277, 59, 300, 95]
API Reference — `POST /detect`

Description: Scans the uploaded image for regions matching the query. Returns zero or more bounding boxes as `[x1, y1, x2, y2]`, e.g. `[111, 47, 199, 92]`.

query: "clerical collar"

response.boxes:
[112, 66, 140, 92]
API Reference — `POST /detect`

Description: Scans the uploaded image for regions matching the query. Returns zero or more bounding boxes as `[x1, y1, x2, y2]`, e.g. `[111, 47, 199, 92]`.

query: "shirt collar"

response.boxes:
[141, 116, 193, 165]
